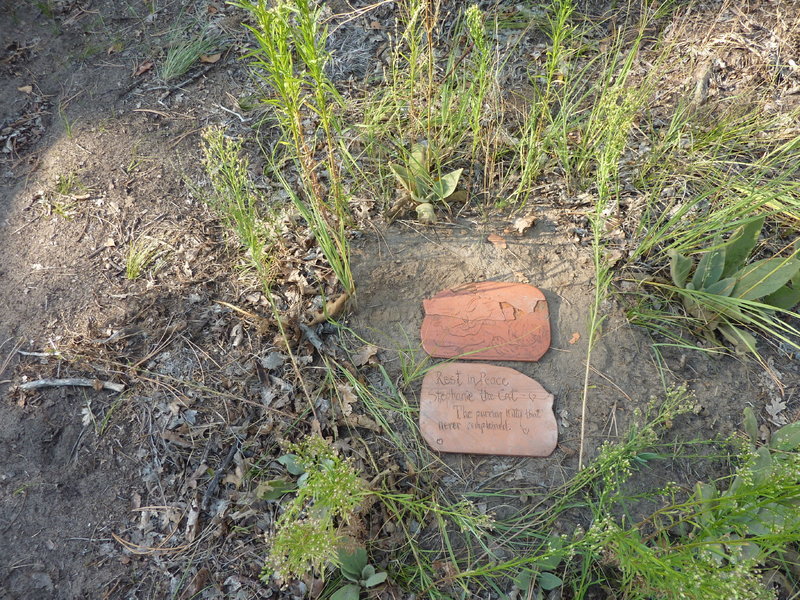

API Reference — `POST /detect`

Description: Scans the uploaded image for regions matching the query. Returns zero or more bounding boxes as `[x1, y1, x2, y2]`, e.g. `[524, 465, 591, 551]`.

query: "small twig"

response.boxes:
[19, 378, 125, 393]
[201, 437, 240, 511]
[17, 350, 63, 358]
[214, 103, 249, 123]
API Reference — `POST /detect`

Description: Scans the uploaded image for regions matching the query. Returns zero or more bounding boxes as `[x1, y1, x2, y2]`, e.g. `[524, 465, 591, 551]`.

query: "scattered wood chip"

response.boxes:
[487, 233, 507, 249]
[569, 332, 581, 345]
[200, 53, 221, 64]
[134, 61, 154, 76]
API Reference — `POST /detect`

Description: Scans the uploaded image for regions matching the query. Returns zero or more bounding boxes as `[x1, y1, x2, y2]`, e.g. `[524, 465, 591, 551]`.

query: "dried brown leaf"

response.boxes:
[352, 344, 379, 367]
[134, 61, 154, 76]
[487, 233, 507, 249]
[200, 53, 221, 64]
[510, 213, 536, 235]
[309, 293, 349, 325]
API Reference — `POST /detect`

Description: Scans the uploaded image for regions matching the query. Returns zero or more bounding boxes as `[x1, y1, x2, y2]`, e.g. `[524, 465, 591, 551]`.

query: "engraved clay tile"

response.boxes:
[419, 363, 557, 457]
[421, 281, 550, 361]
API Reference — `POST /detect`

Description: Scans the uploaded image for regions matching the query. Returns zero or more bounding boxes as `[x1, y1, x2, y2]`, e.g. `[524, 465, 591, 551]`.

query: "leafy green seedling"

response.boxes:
[678, 410, 800, 568]
[512, 536, 565, 593]
[668, 216, 800, 353]
[331, 545, 388, 600]
[388, 143, 463, 224]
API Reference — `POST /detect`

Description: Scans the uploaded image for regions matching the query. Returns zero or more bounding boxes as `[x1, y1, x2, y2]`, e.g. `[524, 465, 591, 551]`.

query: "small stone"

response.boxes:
[419, 363, 557, 456]
[421, 281, 550, 361]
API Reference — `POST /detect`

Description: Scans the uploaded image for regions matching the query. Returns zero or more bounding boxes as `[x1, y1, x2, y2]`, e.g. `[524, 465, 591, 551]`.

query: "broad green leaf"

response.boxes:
[731, 257, 800, 300]
[703, 276, 736, 297]
[742, 406, 758, 444]
[533, 555, 561, 571]
[750, 446, 772, 485]
[537, 572, 563, 591]
[254, 478, 296, 500]
[389, 163, 415, 195]
[692, 245, 725, 290]
[443, 189, 468, 204]
[409, 144, 429, 177]
[513, 568, 534, 590]
[431, 168, 463, 201]
[669, 250, 692, 288]
[730, 538, 761, 562]
[338, 546, 368, 580]
[416, 202, 437, 224]
[360, 565, 375, 580]
[769, 422, 800, 451]
[330, 584, 361, 600]
[721, 216, 764, 278]
[763, 284, 800, 310]
[717, 323, 757, 355]
[751, 503, 794, 535]
[634, 452, 663, 464]
[362, 571, 388, 587]
[414, 175, 432, 200]
[277, 454, 305, 475]
[695, 481, 717, 526]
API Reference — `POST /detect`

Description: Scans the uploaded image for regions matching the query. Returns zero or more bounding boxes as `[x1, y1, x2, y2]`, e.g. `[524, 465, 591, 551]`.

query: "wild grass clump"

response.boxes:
[201, 126, 276, 289]
[160, 27, 220, 81]
[237, 0, 354, 296]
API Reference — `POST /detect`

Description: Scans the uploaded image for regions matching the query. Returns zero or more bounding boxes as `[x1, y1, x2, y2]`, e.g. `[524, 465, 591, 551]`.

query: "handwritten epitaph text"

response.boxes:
[420, 363, 557, 456]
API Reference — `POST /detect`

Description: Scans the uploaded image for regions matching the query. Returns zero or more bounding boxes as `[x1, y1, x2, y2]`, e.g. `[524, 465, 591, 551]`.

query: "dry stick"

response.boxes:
[19, 378, 125, 393]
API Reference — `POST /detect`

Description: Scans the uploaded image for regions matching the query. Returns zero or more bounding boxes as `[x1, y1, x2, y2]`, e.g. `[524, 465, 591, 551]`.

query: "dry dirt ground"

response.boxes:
[0, 1, 799, 599]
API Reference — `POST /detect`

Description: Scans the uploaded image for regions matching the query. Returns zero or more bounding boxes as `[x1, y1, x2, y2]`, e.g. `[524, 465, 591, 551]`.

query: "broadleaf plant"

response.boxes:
[330, 545, 388, 599]
[388, 143, 463, 224]
[667, 216, 800, 354]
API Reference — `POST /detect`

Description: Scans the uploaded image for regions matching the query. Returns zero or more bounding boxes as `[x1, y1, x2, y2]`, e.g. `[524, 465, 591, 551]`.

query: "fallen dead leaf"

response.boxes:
[487, 233, 507, 249]
[309, 293, 349, 325]
[444, 190, 468, 204]
[337, 383, 357, 417]
[352, 344, 379, 367]
[509, 212, 536, 235]
[200, 53, 221, 64]
[569, 332, 580, 345]
[344, 413, 382, 432]
[369, 20, 382, 29]
[134, 61, 154, 76]
[17, 85, 33, 94]
[514, 271, 530, 283]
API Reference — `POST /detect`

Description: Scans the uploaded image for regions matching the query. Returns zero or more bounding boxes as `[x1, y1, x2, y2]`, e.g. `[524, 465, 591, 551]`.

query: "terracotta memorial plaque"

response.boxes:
[420, 363, 557, 456]
[421, 281, 550, 361]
